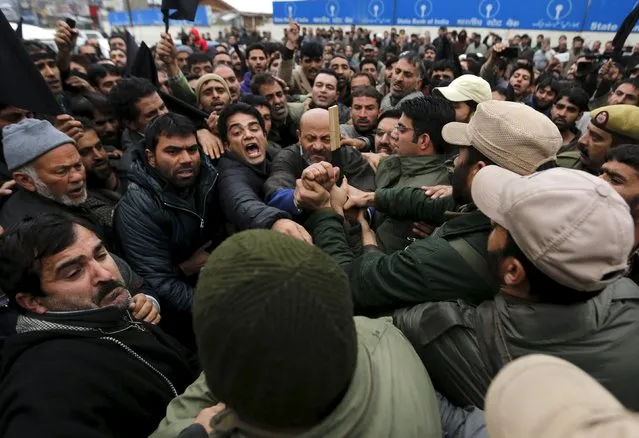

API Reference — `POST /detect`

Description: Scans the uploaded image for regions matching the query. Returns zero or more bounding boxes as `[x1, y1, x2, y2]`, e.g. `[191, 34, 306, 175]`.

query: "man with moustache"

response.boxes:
[0, 213, 197, 437]
[281, 33, 324, 95]
[374, 109, 402, 155]
[240, 43, 268, 94]
[213, 64, 241, 103]
[194, 74, 231, 132]
[114, 113, 226, 348]
[340, 86, 382, 153]
[22, 40, 70, 113]
[308, 70, 350, 124]
[216, 103, 310, 241]
[265, 108, 375, 217]
[0, 119, 106, 243]
[558, 105, 639, 174]
[329, 55, 353, 105]
[550, 88, 589, 155]
[380, 52, 424, 113]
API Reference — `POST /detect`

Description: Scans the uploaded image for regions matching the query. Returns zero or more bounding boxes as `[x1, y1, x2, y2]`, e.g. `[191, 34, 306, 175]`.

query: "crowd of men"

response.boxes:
[1, 16, 639, 437]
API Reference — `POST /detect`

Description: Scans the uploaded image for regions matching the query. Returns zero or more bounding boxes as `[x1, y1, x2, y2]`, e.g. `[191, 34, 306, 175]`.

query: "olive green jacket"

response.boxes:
[374, 155, 451, 253]
[151, 317, 442, 438]
[305, 187, 498, 315]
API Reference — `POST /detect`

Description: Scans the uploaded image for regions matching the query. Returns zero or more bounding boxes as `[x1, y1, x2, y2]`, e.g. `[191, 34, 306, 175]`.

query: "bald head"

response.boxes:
[298, 108, 332, 164]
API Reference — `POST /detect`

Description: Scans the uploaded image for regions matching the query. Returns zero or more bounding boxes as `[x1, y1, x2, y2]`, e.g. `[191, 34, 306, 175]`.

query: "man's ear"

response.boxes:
[145, 149, 156, 168]
[502, 256, 527, 287]
[418, 132, 431, 151]
[12, 172, 36, 192]
[15, 293, 48, 314]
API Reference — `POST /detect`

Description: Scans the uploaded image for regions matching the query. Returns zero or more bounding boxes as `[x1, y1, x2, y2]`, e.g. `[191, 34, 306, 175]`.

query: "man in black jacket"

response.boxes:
[0, 213, 197, 437]
[114, 113, 225, 348]
[216, 103, 310, 242]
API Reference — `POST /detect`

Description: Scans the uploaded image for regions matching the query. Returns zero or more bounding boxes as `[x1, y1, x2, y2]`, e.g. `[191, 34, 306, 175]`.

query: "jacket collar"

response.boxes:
[16, 306, 139, 335]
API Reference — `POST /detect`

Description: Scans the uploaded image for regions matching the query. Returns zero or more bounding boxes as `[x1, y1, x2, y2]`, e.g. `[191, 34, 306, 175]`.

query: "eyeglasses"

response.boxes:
[394, 124, 414, 134]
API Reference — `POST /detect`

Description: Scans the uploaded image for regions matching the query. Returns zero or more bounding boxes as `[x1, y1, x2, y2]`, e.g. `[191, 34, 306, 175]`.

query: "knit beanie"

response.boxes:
[194, 73, 230, 107]
[193, 230, 357, 430]
[2, 119, 75, 171]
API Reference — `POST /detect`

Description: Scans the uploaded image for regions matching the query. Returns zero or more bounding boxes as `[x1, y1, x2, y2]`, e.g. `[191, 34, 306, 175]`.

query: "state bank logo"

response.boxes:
[369, 0, 384, 18]
[546, 0, 572, 20]
[479, 0, 500, 19]
[285, 2, 296, 18]
[414, 0, 432, 18]
[326, 0, 340, 17]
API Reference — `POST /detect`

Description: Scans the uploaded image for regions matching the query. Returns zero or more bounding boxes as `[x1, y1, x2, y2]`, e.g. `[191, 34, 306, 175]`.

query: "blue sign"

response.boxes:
[395, 0, 588, 29]
[108, 5, 208, 26]
[273, 0, 393, 25]
[584, 0, 638, 32]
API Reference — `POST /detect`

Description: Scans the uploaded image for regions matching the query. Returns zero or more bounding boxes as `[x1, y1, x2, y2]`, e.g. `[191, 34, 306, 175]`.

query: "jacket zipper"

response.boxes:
[100, 336, 178, 398]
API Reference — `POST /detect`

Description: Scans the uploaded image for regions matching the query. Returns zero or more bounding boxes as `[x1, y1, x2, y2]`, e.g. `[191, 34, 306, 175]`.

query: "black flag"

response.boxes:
[161, 0, 199, 32]
[612, 2, 639, 59]
[15, 16, 23, 40]
[0, 10, 62, 115]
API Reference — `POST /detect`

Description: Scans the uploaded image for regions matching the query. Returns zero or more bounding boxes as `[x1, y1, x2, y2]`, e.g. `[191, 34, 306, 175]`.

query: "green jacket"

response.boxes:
[374, 155, 451, 253]
[168, 73, 198, 107]
[305, 187, 498, 315]
[556, 149, 586, 171]
[394, 278, 639, 411]
[151, 317, 442, 437]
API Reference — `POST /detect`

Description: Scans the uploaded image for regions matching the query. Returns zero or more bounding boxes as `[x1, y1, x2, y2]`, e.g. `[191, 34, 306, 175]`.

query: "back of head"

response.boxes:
[193, 230, 357, 430]
[251, 72, 278, 95]
[401, 96, 456, 154]
[108, 77, 157, 123]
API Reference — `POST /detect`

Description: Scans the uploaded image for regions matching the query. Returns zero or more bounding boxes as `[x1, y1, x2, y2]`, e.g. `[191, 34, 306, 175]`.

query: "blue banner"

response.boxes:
[108, 5, 208, 26]
[395, 0, 588, 30]
[584, 0, 638, 32]
[273, 0, 393, 25]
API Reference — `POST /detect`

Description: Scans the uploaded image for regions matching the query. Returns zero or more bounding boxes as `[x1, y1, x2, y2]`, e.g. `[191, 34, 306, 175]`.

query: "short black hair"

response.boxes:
[330, 54, 349, 64]
[188, 53, 212, 68]
[217, 102, 265, 144]
[75, 116, 98, 132]
[431, 59, 457, 77]
[144, 113, 196, 152]
[400, 96, 456, 154]
[351, 72, 376, 87]
[301, 42, 323, 60]
[22, 40, 55, 58]
[246, 43, 266, 59]
[554, 87, 589, 112]
[351, 86, 382, 107]
[360, 58, 378, 72]
[108, 77, 157, 123]
[606, 144, 639, 172]
[378, 108, 402, 124]
[512, 64, 535, 83]
[0, 213, 93, 306]
[240, 94, 271, 110]
[87, 63, 122, 88]
[535, 74, 561, 94]
[313, 69, 339, 86]
[69, 54, 91, 71]
[617, 77, 639, 91]
[385, 55, 398, 69]
[251, 73, 280, 95]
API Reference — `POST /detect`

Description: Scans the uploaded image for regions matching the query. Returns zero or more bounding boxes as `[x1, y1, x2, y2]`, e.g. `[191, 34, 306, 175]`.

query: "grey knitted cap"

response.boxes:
[3, 119, 76, 171]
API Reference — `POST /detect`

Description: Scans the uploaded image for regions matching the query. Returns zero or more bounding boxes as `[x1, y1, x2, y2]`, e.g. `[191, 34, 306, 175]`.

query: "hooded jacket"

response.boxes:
[0, 307, 197, 438]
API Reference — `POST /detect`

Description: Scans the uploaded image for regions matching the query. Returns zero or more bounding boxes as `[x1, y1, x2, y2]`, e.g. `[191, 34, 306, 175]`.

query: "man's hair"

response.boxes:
[500, 232, 600, 304]
[83, 91, 116, 117]
[378, 108, 402, 124]
[246, 43, 266, 59]
[400, 96, 456, 154]
[69, 54, 91, 71]
[313, 69, 339, 86]
[554, 87, 589, 112]
[431, 59, 457, 76]
[398, 51, 425, 80]
[606, 144, 639, 172]
[240, 94, 271, 111]
[360, 58, 378, 72]
[385, 55, 398, 69]
[0, 213, 92, 306]
[109, 34, 126, 44]
[22, 40, 55, 58]
[251, 72, 279, 95]
[188, 53, 212, 68]
[351, 72, 376, 87]
[617, 77, 639, 92]
[108, 77, 157, 123]
[512, 64, 535, 83]
[351, 86, 382, 107]
[75, 116, 98, 132]
[217, 102, 265, 144]
[301, 42, 323, 60]
[535, 74, 561, 94]
[144, 113, 195, 152]
[330, 53, 349, 64]
[87, 63, 121, 88]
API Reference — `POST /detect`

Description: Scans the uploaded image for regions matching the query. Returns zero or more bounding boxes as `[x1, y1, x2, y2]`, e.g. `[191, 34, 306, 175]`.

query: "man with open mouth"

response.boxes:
[194, 73, 232, 134]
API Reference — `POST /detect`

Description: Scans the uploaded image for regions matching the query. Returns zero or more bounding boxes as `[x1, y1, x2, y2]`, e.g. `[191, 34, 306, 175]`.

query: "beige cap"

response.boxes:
[442, 100, 562, 175]
[194, 73, 230, 107]
[433, 74, 492, 104]
[486, 354, 639, 438]
[472, 166, 633, 292]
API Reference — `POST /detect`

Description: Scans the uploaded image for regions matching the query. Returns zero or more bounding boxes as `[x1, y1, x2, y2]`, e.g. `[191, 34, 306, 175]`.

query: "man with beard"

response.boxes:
[308, 70, 350, 124]
[300, 101, 561, 315]
[114, 113, 225, 348]
[216, 103, 309, 241]
[340, 87, 382, 152]
[87, 64, 122, 97]
[329, 55, 353, 105]
[252, 73, 304, 147]
[551, 87, 589, 155]
[110, 48, 127, 69]
[377, 56, 398, 96]
[0, 119, 106, 243]
[239, 43, 267, 93]
[380, 52, 424, 112]
[393, 166, 639, 411]
[524, 75, 560, 114]
[558, 105, 639, 174]
[281, 40, 324, 95]
[213, 64, 241, 103]
[84, 93, 121, 148]
[0, 213, 197, 437]
[265, 108, 375, 217]
[374, 109, 402, 154]
[194, 74, 231, 132]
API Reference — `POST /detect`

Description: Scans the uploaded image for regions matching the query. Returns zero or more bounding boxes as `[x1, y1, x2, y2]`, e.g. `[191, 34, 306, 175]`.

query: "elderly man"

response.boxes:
[264, 108, 375, 217]
[381, 52, 424, 113]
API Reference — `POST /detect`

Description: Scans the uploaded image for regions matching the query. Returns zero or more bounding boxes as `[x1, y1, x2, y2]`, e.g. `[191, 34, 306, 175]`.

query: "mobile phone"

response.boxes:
[65, 17, 76, 29]
[501, 47, 519, 59]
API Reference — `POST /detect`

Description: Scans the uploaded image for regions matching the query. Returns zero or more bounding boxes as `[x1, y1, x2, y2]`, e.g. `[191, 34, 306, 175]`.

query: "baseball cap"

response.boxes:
[472, 166, 633, 292]
[486, 354, 639, 438]
[591, 104, 639, 142]
[434, 75, 492, 104]
[442, 100, 562, 175]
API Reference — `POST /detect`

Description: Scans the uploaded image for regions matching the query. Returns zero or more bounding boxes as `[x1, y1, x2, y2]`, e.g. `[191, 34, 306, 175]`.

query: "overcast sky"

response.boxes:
[223, 0, 273, 15]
